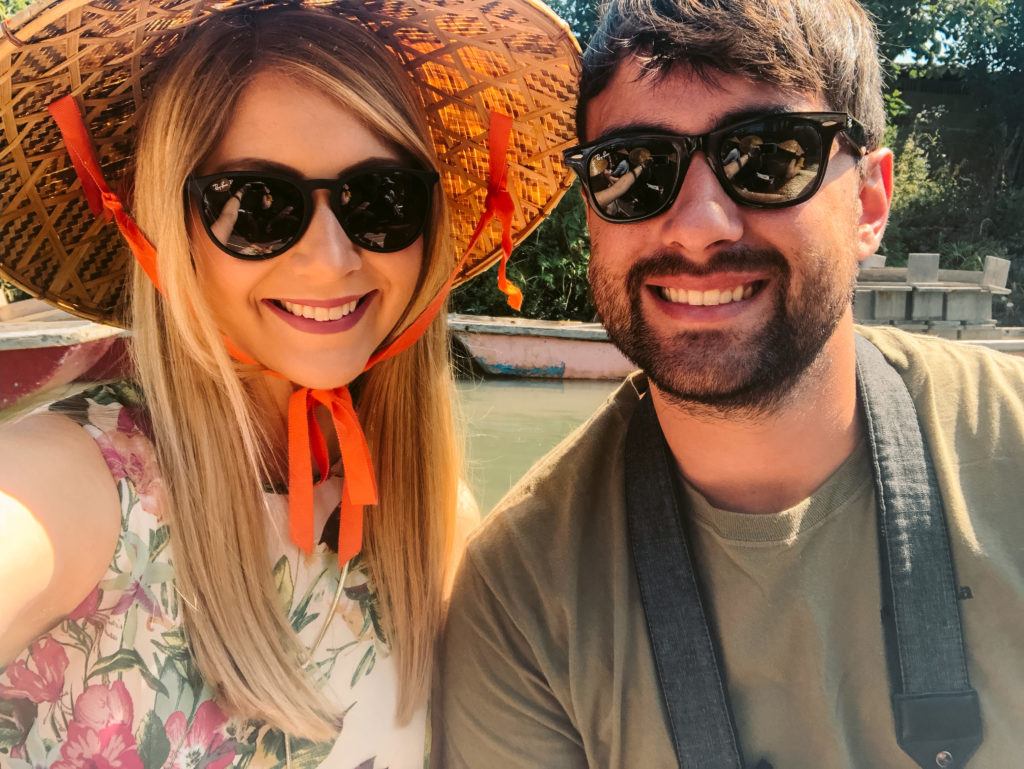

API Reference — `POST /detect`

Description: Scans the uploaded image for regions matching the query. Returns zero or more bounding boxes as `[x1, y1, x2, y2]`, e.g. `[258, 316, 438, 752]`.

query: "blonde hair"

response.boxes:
[130, 8, 459, 739]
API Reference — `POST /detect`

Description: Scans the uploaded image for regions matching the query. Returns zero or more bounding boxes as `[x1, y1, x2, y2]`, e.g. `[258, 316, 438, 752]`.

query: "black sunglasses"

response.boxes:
[187, 166, 440, 260]
[563, 112, 868, 224]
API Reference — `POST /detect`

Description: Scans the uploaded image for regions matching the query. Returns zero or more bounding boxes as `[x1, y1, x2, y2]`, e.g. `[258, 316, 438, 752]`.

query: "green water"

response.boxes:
[457, 377, 620, 514]
[1, 376, 623, 516]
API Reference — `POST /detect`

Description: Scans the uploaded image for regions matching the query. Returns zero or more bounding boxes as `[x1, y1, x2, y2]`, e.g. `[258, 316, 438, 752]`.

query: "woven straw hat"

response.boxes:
[0, 0, 580, 325]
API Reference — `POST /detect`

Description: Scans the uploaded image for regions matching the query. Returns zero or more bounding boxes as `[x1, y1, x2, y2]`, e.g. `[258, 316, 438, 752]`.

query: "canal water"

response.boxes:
[0, 376, 624, 516]
[457, 377, 620, 514]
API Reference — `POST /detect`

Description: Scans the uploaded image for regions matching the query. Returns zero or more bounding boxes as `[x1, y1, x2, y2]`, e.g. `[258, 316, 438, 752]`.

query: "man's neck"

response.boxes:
[650, 324, 861, 515]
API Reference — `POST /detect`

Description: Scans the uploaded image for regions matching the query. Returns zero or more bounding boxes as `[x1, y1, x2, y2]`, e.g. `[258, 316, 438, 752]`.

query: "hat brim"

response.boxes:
[0, 0, 580, 325]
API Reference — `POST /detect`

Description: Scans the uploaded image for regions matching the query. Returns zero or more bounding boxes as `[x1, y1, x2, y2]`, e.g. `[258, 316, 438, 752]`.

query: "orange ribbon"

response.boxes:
[463, 111, 522, 310]
[47, 97, 160, 289]
[49, 94, 516, 565]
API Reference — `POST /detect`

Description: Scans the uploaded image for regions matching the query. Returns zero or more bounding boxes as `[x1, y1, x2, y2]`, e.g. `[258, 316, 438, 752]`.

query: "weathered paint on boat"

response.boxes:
[448, 314, 635, 380]
[0, 300, 128, 411]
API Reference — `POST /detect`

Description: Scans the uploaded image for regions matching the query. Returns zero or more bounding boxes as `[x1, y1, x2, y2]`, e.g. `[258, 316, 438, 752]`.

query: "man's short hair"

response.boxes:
[577, 0, 886, 150]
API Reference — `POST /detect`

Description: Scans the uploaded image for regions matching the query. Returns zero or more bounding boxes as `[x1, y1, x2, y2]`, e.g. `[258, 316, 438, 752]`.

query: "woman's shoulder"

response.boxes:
[0, 381, 160, 662]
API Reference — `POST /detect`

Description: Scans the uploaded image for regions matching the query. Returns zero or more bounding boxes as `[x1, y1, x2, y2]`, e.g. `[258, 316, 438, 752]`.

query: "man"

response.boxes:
[435, 1, 1024, 767]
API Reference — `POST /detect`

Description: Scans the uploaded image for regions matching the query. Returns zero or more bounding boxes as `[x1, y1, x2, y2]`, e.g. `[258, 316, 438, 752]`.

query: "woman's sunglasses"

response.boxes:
[187, 166, 439, 259]
[563, 112, 868, 224]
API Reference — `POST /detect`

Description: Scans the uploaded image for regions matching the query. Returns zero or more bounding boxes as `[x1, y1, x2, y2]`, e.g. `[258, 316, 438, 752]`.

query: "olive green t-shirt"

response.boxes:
[435, 327, 1024, 768]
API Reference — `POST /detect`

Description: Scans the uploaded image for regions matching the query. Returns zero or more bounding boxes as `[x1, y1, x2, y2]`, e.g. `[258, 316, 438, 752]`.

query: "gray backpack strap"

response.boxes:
[855, 335, 982, 769]
[624, 393, 745, 769]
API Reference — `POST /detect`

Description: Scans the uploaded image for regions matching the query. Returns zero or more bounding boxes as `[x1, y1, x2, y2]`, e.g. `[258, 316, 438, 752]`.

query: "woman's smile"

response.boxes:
[263, 291, 377, 334]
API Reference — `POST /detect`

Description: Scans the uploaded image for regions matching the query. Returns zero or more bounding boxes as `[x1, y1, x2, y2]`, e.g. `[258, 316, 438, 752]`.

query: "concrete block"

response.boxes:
[910, 289, 944, 321]
[894, 322, 929, 333]
[853, 289, 876, 321]
[960, 323, 999, 340]
[946, 291, 992, 323]
[982, 256, 1010, 289]
[861, 253, 887, 269]
[873, 290, 909, 321]
[927, 320, 962, 339]
[907, 253, 940, 284]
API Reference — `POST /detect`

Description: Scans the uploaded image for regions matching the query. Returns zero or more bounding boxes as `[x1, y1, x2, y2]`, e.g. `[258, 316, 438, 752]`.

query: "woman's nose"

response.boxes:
[288, 190, 362, 276]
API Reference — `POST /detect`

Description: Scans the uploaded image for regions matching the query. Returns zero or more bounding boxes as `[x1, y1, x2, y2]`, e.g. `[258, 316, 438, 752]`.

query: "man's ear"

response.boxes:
[855, 148, 894, 264]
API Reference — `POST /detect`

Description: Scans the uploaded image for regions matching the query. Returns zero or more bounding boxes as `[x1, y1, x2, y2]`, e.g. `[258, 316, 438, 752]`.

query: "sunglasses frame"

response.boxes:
[563, 111, 869, 224]
[187, 166, 440, 260]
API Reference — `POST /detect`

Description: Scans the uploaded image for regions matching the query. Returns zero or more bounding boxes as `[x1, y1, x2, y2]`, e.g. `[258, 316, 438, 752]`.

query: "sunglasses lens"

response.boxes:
[718, 116, 824, 205]
[336, 169, 432, 252]
[199, 175, 305, 258]
[583, 139, 682, 221]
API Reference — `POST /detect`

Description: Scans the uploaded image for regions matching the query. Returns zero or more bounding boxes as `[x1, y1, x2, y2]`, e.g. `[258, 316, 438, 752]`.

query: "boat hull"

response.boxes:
[449, 314, 635, 380]
[0, 336, 126, 410]
[0, 300, 128, 413]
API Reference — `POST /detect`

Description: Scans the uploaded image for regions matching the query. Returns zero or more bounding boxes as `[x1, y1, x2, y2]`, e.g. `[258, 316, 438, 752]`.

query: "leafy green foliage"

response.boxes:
[0, 0, 29, 18]
[879, 85, 1024, 328]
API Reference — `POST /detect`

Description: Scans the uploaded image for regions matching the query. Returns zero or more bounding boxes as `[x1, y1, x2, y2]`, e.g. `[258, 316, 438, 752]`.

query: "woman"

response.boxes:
[0, 2, 578, 766]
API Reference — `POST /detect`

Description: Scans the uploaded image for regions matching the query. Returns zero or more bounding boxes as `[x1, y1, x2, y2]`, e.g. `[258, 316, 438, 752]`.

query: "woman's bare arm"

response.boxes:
[0, 413, 121, 664]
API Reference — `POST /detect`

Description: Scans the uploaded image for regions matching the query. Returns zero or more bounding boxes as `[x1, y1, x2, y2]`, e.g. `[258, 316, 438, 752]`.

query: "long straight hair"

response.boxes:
[130, 8, 460, 738]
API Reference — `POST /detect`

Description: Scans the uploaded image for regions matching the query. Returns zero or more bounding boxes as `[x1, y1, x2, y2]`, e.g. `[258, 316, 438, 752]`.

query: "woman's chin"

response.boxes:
[289, 369, 363, 392]
[263, 358, 366, 393]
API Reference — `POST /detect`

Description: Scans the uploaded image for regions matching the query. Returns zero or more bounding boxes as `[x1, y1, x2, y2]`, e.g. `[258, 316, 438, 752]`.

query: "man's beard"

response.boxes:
[590, 245, 855, 416]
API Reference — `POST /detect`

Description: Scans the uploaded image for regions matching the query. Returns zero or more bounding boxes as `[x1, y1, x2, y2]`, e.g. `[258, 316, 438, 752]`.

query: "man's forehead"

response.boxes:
[584, 57, 825, 141]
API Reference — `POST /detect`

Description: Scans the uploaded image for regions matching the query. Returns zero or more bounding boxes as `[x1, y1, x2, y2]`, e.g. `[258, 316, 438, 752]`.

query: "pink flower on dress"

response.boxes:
[95, 408, 165, 517]
[51, 682, 142, 769]
[162, 700, 236, 769]
[67, 585, 103, 622]
[72, 680, 134, 731]
[52, 721, 143, 769]
[0, 638, 68, 704]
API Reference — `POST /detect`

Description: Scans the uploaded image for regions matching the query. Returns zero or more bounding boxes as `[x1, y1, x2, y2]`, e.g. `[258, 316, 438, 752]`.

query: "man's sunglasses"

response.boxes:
[188, 166, 440, 259]
[563, 112, 868, 224]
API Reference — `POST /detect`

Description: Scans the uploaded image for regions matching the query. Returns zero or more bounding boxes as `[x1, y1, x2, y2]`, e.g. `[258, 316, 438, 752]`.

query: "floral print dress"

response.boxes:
[0, 383, 427, 769]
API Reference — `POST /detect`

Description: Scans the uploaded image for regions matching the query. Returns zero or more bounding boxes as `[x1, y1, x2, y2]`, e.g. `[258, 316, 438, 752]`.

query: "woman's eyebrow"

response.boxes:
[203, 155, 405, 177]
[206, 157, 299, 174]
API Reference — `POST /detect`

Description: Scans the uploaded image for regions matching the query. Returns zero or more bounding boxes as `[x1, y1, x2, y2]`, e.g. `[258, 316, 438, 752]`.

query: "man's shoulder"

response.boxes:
[463, 374, 644, 582]
[857, 326, 1024, 452]
[858, 325, 1024, 395]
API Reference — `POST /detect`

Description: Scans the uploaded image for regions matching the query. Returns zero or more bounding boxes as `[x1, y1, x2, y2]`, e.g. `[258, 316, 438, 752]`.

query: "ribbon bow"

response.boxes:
[49, 95, 517, 565]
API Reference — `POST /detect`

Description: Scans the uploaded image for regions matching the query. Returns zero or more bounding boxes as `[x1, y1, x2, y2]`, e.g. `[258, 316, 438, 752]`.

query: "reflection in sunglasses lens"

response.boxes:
[336, 170, 430, 252]
[590, 139, 679, 221]
[720, 118, 822, 204]
[202, 176, 306, 257]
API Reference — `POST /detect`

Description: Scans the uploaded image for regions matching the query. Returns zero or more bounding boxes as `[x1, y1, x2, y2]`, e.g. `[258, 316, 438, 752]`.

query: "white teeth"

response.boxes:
[281, 300, 359, 322]
[658, 282, 759, 306]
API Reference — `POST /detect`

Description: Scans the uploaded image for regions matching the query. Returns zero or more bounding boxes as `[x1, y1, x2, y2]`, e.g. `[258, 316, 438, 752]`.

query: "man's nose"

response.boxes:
[655, 153, 744, 261]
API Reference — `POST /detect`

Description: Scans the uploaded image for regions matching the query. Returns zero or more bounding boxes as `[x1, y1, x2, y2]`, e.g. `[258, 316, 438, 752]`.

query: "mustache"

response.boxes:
[625, 247, 789, 295]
